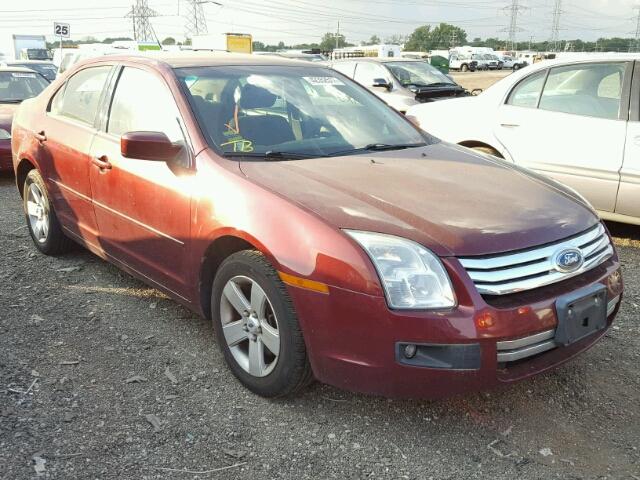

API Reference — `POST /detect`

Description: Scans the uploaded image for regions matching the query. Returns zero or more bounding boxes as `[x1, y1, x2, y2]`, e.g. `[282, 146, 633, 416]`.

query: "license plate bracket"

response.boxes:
[555, 284, 607, 347]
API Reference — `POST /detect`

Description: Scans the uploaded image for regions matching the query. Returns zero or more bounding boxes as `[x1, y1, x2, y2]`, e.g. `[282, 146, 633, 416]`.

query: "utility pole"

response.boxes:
[336, 20, 340, 50]
[450, 31, 458, 48]
[185, 0, 209, 38]
[550, 0, 563, 52]
[125, 0, 157, 43]
[633, 5, 640, 52]
[503, 0, 526, 52]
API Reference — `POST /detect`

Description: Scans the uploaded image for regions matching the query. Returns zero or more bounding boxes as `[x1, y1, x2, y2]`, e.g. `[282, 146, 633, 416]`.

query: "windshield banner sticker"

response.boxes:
[303, 76, 344, 86]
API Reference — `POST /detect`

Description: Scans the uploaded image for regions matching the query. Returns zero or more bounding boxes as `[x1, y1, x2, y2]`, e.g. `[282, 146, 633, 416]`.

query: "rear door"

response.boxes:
[89, 65, 193, 299]
[616, 61, 640, 219]
[494, 62, 630, 213]
[41, 65, 114, 246]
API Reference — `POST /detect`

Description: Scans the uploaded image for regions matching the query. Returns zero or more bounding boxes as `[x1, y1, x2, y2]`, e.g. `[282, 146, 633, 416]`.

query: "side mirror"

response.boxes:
[120, 131, 182, 161]
[372, 78, 392, 91]
[471, 88, 483, 96]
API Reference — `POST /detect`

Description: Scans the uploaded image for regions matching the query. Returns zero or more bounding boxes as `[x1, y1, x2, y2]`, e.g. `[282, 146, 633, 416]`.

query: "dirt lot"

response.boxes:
[1, 164, 639, 480]
[451, 70, 513, 92]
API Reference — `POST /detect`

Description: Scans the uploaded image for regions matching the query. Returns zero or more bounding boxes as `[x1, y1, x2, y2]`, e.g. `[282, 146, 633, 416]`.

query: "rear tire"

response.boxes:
[211, 250, 313, 398]
[24, 169, 73, 255]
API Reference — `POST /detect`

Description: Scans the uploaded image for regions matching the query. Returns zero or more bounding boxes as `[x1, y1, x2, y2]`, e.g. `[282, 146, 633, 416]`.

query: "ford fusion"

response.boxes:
[11, 53, 622, 398]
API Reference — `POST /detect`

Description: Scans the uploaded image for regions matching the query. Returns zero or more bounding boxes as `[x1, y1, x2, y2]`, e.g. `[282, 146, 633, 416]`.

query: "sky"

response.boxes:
[0, 0, 638, 46]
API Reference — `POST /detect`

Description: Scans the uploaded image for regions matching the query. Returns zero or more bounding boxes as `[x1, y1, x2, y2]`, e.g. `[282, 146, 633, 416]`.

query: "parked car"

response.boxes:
[2, 60, 57, 82]
[331, 57, 470, 113]
[0, 66, 48, 171]
[482, 54, 500, 70]
[448, 52, 477, 72]
[406, 56, 640, 226]
[12, 53, 622, 398]
[500, 55, 527, 71]
[471, 53, 489, 70]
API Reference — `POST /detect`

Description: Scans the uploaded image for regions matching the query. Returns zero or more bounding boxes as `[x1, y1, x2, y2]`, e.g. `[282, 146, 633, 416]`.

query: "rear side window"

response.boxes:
[539, 63, 626, 120]
[354, 62, 389, 86]
[507, 70, 546, 108]
[51, 66, 111, 125]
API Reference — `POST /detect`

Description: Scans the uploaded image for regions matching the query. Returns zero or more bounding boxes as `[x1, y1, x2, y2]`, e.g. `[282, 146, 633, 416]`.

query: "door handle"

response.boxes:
[92, 155, 112, 171]
[34, 130, 46, 143]
[500, 123, 520, 128]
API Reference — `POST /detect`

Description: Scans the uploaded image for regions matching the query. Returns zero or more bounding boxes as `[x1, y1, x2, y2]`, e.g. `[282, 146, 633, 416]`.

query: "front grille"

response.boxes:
[459, 224, 613, 296]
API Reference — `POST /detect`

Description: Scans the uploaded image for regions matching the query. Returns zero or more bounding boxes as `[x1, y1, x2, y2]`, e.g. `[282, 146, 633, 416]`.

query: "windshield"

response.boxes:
[176, 65, 430, 158]
[9, 63, 56, 82]
[385, 61, 454, 87]
[0, 71, 48, 102]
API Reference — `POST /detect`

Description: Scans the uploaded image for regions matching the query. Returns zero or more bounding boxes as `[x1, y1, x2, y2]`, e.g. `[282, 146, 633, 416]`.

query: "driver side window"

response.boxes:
[108, 67, 186, 145]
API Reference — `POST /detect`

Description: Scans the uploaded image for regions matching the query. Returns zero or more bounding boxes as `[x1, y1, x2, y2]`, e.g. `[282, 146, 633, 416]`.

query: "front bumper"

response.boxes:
[0, 139, 11, 172]
[289, 256, 622, 399]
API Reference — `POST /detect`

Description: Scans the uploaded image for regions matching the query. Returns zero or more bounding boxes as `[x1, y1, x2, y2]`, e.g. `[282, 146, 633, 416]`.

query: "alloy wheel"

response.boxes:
[220, 275, 281, 377]
[26, 182, 49, 244]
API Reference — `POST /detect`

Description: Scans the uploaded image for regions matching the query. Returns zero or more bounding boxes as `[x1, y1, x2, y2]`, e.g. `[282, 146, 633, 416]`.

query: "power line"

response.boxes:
[502, 0, 526, 51]
[184, 0, 208, 38]
[550, 0, 563, 51]
[125, 0, 158, 42]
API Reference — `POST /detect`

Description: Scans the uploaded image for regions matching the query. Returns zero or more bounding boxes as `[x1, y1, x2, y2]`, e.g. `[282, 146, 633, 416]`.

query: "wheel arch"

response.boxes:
[16, 158, 38, 198]
[197, 230, 279, 320]
[458, 140, 505, 158]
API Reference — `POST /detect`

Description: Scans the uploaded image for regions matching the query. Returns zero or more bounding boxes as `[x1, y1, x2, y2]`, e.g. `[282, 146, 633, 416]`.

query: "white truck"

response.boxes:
[0, 35, 51, 61]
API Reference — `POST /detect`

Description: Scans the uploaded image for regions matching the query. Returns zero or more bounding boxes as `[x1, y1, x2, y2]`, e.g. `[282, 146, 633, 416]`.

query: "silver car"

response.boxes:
[330, 57, 469, 113]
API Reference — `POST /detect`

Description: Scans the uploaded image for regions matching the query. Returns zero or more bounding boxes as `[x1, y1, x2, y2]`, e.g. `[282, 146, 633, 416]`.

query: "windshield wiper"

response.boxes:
[0, 99, 23, 104]
[224, 151, 319, 160]
[329, 143, 426, 157]
[423, 82, 457, 87]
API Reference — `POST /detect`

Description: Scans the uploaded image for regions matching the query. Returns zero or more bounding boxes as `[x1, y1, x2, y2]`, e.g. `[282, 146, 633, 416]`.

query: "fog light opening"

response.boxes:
[403, 344, 417, 359]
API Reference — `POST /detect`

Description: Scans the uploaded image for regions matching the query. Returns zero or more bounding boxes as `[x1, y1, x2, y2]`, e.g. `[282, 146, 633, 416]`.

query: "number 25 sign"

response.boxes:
[54, 23, 70, 38]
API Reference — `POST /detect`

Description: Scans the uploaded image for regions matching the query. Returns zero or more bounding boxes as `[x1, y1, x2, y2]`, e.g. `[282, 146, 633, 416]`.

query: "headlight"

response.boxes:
[0, 128, 10, 140]
[345, 230, 456, 310]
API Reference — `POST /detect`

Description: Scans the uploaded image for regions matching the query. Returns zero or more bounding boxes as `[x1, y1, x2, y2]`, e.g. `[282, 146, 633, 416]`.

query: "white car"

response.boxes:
[406, 55, 640, 225]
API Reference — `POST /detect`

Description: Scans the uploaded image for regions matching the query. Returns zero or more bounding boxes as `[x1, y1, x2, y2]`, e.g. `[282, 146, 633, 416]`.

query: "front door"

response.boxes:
[495, 62, 629, 213]
[89, 66, 193, 299]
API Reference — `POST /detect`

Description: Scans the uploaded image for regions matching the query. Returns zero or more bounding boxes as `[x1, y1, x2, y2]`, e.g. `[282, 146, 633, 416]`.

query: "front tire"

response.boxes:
[461, 64, 468, 72]
[211, 250, 313, 397]
[24, 169, 73, 255]
[471, 145, 502, 157]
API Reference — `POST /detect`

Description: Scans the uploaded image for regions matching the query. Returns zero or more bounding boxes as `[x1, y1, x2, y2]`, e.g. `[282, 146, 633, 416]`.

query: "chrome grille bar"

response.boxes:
[459, 224, 613, 296]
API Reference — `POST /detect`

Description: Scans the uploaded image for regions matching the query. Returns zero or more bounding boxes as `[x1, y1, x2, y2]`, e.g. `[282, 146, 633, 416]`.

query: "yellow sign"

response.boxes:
[227, 34, 252, 54]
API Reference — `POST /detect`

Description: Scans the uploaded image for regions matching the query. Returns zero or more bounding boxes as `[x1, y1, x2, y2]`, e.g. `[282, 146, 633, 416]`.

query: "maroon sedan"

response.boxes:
[11, 53, 623, 398]
[0, 67, 49, 171]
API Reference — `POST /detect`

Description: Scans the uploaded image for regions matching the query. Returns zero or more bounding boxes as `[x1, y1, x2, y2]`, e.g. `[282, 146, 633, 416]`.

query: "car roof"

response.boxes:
[81, 51, 317, 69]
[522, 53, 640, 72]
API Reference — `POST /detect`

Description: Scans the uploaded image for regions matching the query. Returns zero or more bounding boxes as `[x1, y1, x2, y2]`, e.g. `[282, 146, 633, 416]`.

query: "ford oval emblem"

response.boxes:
[554, 248, 584, 273]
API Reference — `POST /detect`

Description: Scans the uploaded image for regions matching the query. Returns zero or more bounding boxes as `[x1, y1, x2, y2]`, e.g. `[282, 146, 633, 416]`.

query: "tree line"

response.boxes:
[46, 25, 640, 54]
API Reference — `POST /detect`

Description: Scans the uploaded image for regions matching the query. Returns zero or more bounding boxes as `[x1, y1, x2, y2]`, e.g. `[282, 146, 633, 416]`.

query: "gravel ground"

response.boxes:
[1, 171, 639, 480]
[451, 70, 513, 92]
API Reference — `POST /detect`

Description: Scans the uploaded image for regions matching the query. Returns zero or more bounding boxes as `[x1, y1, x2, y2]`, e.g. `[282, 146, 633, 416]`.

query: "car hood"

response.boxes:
[239, 142, 599, 257]
[0, 103, 17, 130]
